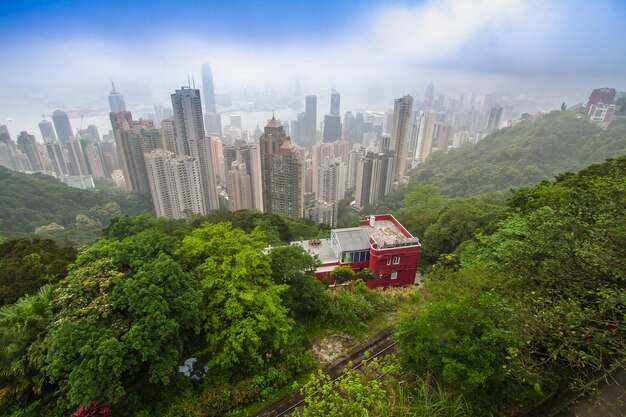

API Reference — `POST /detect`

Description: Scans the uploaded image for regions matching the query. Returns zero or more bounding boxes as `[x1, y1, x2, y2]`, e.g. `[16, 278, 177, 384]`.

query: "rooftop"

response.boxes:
[333, 228, 371, 252]
[292, 239, 338, 264]
[360, 218, 420, 249]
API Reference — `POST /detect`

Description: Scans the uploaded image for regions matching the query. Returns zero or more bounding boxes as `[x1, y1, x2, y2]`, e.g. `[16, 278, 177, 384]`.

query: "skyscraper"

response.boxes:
[52, 110, 73, 144]
[317, 156, 346, 204]
[485, 105, 503, 132]
[227, 162, 253, 211]
[16, 131, 44, 171]
[110, 112, 159, 194]
[201, 64, 223, 137]
[145, 149, 206, 219]
[415, 110, 437, 161]
[65, 139, 90, 177]
[201, 63, 217, 114]
[38, 120, 57, 143]
[108, 81, 127, 113]
[424, 82, 435, 108]
[330, 89, 340, 116]
[323, 115, 342, 142]
[354, 152, 394, 210]
[260, 117, 303, 218]
[389, 95, 413, 181]
[171, 87, 219, 212]
[223, 140, 264, 211]
[304, 95, 317, 147]
[343, 111, 356, 143]
[46, 141, 68, 177]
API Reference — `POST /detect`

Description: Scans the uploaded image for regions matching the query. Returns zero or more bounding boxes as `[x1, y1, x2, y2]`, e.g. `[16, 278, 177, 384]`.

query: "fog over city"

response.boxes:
[2, 0, 625, 136]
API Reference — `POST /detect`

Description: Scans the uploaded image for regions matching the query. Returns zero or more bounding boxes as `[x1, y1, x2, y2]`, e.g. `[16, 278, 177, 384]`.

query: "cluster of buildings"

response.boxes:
[0, 99, 121, 189]
[1, 66, 530, 227]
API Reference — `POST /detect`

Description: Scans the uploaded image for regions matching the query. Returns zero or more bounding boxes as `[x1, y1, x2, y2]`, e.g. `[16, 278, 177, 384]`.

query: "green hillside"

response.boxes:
[411, 111, 626, 197]
[0, 168, 152, 243]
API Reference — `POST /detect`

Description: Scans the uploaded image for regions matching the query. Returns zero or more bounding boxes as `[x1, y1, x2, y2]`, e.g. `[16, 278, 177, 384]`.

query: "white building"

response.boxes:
[145, 149, 205, 219]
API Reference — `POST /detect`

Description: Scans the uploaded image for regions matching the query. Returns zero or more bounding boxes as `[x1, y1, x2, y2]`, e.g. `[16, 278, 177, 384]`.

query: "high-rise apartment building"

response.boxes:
[304, 95, 317, 147]
[227, 162, 253, 211]
[485, 105, 503, 132]
[46, 141, 68, 177]
[83, 141, 107, 178]
[160, 118, 177, 153]
[108, 82, 127, 113]
[65, 139, 90, 176]
[52, 110, 73, 144]
[260, 117, 303, 218]
[16, 131, 44, 171]
[354, 152, 394, 210]
[110, 112, 160, 194]
[171, 87, 219, 212]
[317, 156, 346, 204]
[389, 95, 413, 181]
[38, 120, 57, 143]
[145, 149, 206, 219]
[347, 145, 366, 189]
[415, 110, 437, 161]
[223, 140, 264, 211]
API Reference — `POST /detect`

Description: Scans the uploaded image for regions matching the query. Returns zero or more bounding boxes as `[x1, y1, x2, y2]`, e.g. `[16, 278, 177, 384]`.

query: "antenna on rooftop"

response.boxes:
[192, 75, 196, 89]
[187, 75, 191, 88]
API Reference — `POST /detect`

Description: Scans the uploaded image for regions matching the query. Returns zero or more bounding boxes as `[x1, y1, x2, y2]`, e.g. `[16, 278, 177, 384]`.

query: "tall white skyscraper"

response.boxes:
[317, 156, 346, 204]
[415, 110, 437, 161]
[389, 95, 413, 182]
[145, 149, 206, 219]
[171, 87, 220, 212]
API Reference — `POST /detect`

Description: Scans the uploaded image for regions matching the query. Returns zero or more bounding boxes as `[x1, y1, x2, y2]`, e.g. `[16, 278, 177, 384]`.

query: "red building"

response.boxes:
[586, 88, 616, 107]
[293, 214, 421, 288]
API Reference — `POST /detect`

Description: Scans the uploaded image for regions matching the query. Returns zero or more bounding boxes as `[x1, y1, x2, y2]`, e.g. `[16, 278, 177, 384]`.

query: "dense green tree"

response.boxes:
[0, 238, 77, 306]
[420, 196, 507, 266]
[0, 166, 151, 241]
[45, 230, 204, 408]
[331, 265, 355, 284]
[179, 223, 293, 375]
[396, 185, 446, 238]
[465, 158, 626, 384]
[397, 290, 524, 411]
[0, 286, 53, 402]
[268, 245, 328, 320]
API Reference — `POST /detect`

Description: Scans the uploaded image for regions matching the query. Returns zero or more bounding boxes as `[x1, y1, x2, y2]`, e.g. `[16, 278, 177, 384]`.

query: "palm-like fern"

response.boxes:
[0, 285, 53, 401]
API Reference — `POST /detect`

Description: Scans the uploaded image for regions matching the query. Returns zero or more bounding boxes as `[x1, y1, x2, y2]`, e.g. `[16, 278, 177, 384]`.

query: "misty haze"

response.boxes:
[0, 1, 624, 417]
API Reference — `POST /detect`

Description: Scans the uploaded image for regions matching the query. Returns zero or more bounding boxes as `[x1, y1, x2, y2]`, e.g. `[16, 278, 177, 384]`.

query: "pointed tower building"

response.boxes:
[260, 116, 304, 218]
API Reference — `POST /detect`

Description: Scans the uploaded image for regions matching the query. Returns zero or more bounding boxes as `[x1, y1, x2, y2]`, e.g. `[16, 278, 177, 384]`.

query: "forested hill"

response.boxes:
[411, 111, 626, 197]
[0, 167, 152, 239]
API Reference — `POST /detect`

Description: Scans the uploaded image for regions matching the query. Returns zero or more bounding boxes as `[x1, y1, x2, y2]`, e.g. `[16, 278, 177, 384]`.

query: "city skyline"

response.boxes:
[2, 0, 625, 138]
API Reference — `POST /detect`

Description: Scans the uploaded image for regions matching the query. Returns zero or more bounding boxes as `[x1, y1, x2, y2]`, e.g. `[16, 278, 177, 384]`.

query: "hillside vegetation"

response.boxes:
[411, 111, 626, 197]
[0, 168, 152, 244]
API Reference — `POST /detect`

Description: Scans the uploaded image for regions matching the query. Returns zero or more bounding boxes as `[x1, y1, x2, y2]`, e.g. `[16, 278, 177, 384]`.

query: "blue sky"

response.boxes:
[1, 0, 626, 134]
[2, 0, 385, 43]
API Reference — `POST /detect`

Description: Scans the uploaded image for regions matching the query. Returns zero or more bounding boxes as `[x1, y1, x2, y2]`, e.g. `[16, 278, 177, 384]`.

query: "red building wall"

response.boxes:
[309, 214, 422, 288]
[366, 245, 421, 289]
